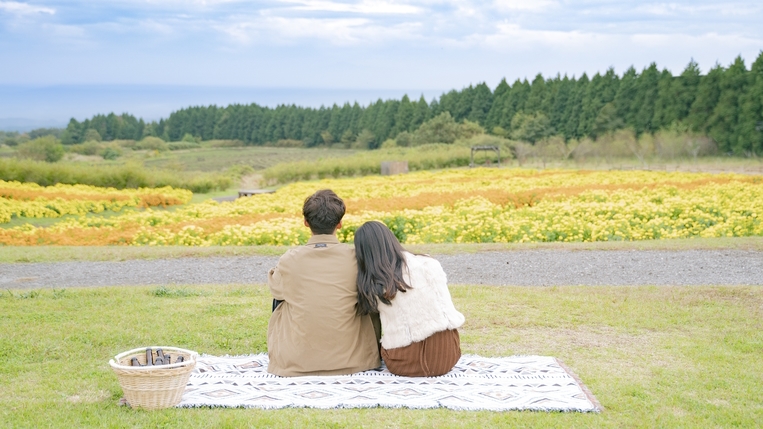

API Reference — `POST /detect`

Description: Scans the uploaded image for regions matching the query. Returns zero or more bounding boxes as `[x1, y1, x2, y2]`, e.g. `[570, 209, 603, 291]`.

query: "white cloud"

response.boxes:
[278, 0, 422, 15]
[473, 23, 604, 50]
[630, 31, 763, 49]
[636, 2, 763, 17]
[463, 22, 763, 76]
[216, 14, 422, 45]
[493, 0, 557, 12]
[0, 1, 55, 15]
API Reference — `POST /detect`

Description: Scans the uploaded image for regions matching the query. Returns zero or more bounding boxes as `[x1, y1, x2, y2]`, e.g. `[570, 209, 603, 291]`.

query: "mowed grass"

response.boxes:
[1, 284, 761, 428]
[1, 236, 762, 263]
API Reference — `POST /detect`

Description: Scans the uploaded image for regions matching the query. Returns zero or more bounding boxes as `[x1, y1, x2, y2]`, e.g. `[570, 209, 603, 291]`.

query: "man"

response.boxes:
[267, 189, 381, 376]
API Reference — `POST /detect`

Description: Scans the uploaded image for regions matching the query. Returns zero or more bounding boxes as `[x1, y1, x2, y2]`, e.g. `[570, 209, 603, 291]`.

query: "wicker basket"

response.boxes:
[109, 346, 198, 410]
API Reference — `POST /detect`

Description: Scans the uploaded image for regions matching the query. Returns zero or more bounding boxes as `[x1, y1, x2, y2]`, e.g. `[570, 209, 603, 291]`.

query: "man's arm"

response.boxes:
[268, 266, 285, 300]
[268, 266, 285, 312]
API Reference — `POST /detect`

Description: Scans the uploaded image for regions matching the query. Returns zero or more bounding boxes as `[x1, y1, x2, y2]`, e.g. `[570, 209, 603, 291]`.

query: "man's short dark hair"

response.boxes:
[303, 189, 346, 235]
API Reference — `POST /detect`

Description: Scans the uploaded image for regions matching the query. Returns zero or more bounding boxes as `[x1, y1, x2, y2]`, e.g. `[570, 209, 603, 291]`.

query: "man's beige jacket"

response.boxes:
[267, 234, 380, 376]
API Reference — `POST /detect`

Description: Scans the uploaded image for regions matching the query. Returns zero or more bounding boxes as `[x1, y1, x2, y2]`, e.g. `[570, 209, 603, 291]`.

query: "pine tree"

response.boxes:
[524, 74, 547, 114]
[393, 95, 415, 135]
[633, 63, 661, 134]
[687, 63, 723, 136]
[651, 69, 675, 129]
[737, 52, 763, 155]
[453, 85, 474, 122]
[61, 118, 82, 144]
[501, 79, 531, 130]
[411, 95, 430, 130]
[327, 104, 344, 139]
[349, 102, 363, 135]
[706, 56, 749, 152]
[579, 68, 620, 137]
[675, 60, 701, 121]
[548, 75, 572, 136]
[437, 90, 459, 119]
[652, 60, 701, 128]
[485, 78, 510, 131]
[468, 82, 493, 125]
[614, 66, 639, 128]
[563, 73, 588, 139]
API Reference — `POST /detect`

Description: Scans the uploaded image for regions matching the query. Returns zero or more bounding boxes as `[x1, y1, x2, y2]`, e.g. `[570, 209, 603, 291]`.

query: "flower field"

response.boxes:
[1, 168, 761, 246]
[0, 180, 192, 224]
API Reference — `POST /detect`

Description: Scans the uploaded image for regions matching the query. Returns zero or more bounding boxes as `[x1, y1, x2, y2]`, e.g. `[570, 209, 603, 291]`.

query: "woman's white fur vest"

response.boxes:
[378, 252, 465, 349]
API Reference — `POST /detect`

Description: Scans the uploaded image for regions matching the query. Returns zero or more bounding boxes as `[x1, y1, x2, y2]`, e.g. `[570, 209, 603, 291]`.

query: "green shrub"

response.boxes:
[203, 139, 246, 148]
[100, 144, 123, 160]
[3, 136, 20, 146]
[69, 141, 102, 156]
[16, 136, 65, 162]
[68, 141, 124, 160]
[135, 136, 169, 151]
[181, 133, 202, 144]
[168, 142, 202, 151]
[406, 112, 484, 146]
[352, 129, 376, 149]
[150, 286, 206, 297]
[0, 158, 232, 193]
[83, 129, 102, 142]
[113, 139, 137, 149]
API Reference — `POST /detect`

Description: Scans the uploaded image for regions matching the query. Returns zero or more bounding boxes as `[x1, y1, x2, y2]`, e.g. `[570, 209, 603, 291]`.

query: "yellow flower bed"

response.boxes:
[1, 169, 760, 245]
[0, 181, 192, 223]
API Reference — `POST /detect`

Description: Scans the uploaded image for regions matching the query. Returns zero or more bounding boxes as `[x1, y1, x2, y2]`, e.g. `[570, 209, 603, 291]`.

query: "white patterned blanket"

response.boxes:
[177, 354, 600, 412]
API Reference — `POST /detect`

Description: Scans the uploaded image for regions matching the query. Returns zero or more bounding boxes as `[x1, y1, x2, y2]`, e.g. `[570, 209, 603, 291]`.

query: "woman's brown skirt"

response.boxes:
[381, 329, 461, 377]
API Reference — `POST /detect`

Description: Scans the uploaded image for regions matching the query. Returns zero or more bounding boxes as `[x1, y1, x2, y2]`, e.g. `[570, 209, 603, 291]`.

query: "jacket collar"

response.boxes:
[307, 234, 340, 245]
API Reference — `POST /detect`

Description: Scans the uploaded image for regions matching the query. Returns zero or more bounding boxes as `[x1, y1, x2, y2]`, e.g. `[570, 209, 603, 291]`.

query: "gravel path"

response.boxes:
[2, 250, 762, 289]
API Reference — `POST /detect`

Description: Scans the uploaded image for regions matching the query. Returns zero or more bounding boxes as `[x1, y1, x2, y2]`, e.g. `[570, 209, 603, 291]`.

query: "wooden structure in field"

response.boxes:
[238, 189, 275, 198]
[381, 161, 409, 175]
[470, 145, 501, 168]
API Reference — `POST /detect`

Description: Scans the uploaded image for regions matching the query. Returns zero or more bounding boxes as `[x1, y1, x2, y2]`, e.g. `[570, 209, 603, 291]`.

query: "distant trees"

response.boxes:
[28, 127, 64, 140]
[61, 113, 145, 144]
[59, 52, 763, 156]
[1, 128, 62, 146]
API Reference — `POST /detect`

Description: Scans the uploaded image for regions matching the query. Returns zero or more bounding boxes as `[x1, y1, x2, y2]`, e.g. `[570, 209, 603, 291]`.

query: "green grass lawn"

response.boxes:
[1, 284, 761, 428]
[1, 236, 761, 263]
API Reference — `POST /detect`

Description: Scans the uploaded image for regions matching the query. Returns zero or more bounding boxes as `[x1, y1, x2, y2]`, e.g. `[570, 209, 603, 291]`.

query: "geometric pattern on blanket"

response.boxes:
[177, 354, 600, 412]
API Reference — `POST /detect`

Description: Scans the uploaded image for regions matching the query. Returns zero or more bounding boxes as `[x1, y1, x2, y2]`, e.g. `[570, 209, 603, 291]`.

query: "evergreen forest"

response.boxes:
[61, 53, 763, 156]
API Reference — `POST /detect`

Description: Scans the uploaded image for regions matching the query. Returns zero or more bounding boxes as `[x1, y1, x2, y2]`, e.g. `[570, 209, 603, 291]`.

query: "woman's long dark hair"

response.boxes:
[354, 221, 412, 315]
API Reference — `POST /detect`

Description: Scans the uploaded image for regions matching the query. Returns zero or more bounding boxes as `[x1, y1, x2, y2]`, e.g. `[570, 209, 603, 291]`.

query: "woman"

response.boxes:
[354, 221, 464, 377]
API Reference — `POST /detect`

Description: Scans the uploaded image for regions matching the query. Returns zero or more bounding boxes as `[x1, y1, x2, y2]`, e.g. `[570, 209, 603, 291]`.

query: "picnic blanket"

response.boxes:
[177, 354, 601, 412]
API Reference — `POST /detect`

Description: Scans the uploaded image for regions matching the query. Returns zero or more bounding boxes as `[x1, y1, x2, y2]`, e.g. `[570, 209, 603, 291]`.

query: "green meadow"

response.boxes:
[1, 281, 761, 428]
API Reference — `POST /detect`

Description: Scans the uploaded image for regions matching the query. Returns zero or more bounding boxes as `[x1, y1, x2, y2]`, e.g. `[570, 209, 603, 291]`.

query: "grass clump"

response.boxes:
[4, 289, 40, 299]
[1, 284, 762, 427]
[150, 286, 208, 298]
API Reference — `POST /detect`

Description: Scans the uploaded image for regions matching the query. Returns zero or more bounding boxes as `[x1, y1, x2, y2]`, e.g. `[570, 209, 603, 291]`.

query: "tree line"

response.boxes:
[61, 52, 763, 155]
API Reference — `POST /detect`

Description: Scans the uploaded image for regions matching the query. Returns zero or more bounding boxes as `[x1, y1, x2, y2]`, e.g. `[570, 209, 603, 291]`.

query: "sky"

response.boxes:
[1, 0, 762, 129]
